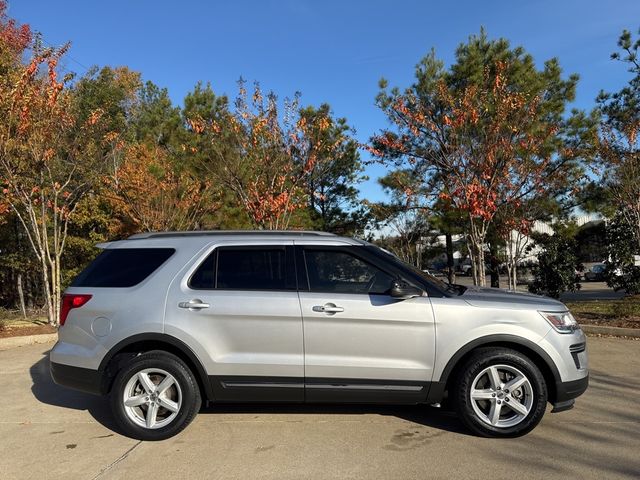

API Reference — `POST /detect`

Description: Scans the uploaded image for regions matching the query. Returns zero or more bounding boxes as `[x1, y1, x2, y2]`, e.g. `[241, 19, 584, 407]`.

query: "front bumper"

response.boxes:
[555, 374, 589, 403]
[50, 361, 104, 395]
[551, 374, 589, 412]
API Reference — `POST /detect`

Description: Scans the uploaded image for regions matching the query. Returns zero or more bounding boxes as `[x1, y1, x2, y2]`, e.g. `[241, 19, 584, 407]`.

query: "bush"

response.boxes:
[604, 212, 640, 295]
[529, 233, 582, 299]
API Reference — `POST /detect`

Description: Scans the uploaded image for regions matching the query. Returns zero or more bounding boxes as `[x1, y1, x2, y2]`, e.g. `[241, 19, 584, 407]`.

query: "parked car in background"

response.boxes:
[584, 264, 606, 282]
[50, 231, 588, 440]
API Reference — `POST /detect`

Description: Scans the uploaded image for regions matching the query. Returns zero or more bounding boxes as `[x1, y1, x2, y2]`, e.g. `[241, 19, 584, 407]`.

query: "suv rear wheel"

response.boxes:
[454, 347, 547, 437]
[110, 351, 201, 441]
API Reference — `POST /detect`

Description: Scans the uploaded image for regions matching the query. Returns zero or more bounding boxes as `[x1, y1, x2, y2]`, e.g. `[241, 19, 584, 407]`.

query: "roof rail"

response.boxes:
[127, 230, 338, 240]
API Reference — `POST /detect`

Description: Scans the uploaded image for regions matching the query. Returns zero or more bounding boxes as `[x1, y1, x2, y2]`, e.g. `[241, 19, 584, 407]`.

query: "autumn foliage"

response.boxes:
[370, 58, 575, 285]
[0, 3, 113, 323]
[187, 81, 342, 229]
[105, 143, 218, 234]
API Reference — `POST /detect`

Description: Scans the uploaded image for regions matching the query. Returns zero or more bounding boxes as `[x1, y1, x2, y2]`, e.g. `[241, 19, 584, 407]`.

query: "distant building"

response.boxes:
[426, 213, 606, 269]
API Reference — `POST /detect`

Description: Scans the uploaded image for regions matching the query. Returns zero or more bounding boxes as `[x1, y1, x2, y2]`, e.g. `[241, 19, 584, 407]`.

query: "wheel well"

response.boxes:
[443, 342, 558, 403]
[101, 340, 211, 400]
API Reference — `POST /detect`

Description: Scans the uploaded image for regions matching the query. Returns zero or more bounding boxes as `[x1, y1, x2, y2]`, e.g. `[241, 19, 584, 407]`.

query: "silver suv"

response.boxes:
[50, 231, 588, 440]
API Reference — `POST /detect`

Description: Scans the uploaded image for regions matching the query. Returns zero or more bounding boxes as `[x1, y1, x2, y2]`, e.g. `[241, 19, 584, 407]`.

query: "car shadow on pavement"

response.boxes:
[30, 349, 471, 436]
[29, 350, 118, 432]
[201, 402, 472, 436]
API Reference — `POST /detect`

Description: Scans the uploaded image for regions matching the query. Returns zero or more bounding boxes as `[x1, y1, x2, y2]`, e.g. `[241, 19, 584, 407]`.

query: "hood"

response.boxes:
[459, 285, 567, 311]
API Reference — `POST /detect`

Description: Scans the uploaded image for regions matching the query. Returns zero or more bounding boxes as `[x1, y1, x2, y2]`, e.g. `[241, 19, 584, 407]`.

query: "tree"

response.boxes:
[298, 104, 366, 234]
[595, 28, 640, 254]
[72, 66, 141, 138]
[529, 230, 582, 299]
[132, 80, 184, 148]
[604, 212, 640, 295]
[369, 169, 430, 267]
[370, 32, 586, 286]
[188, 80, 341, 229]
[104, 143, 219, 234]
[0, 7, 110, 325]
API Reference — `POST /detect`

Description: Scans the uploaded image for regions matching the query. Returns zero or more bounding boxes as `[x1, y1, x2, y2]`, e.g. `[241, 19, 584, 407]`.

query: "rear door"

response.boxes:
[165, 241, 304, 402]
[296, 244, 436, 403]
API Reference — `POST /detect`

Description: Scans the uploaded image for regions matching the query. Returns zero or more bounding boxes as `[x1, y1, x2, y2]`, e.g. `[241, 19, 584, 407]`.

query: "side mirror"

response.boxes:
[390, 280, 423, 299]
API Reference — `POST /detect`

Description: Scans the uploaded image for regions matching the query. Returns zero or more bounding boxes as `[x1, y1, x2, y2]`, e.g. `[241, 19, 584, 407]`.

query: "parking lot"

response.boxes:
[1, 336, 638, 480]
[454, 277, 626, 302]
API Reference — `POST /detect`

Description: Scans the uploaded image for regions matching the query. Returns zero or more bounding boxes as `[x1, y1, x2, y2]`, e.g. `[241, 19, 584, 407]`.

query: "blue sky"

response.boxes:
[9, 0, 640, 201]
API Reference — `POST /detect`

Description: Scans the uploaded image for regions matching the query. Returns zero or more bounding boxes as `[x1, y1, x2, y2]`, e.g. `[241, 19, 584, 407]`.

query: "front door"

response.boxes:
[165, 242, 304, 402]
[296, 245, 436, 403]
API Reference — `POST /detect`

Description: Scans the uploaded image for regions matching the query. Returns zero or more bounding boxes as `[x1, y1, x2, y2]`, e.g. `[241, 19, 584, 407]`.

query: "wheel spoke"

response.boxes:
[489, 401, 502, 425]
[471, 388, 494, 400]
[157, 396, 179, 413]
[156, 375, 175, 395]
[504, 375, 527, 392]
[137, 372, 156, 394]
[488, 366, 502, 389]
[146, 402, 159, 428]
[506, 398, 529, 416]
[124, 395, 147, 407]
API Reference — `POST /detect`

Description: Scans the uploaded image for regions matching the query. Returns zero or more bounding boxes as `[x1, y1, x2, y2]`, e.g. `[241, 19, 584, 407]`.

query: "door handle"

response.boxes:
[312, 303, 344, 314]
[178, 299, 210, 310]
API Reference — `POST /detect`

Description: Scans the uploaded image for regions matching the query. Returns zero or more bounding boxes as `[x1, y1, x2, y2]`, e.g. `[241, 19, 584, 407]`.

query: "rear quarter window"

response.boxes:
[71, 248, 175, 288]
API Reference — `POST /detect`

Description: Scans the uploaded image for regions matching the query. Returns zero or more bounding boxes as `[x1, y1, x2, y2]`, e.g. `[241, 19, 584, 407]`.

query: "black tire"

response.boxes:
[110, 351, 202, 441]
[454, 347, 547, 438]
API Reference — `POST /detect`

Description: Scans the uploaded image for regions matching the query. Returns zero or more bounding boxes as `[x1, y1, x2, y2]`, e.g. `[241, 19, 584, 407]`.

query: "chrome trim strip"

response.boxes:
[306, 384, 424, 392]
[221, 382, 423, 392]
[221, 382, 303, 389]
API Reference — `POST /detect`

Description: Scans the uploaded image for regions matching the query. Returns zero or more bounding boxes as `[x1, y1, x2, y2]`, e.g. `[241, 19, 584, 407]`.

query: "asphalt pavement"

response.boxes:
[0, 337, 638, 480]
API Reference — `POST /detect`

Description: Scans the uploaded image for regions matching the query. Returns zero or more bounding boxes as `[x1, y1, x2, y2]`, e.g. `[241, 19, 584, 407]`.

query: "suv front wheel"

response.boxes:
[110, 351, 202, 441]
[454, 347, 547, 437]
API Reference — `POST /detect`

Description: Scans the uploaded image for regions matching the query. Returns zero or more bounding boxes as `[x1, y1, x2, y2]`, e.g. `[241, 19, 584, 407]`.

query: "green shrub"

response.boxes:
[529, 233, 582, 299]
[605, 212, 640, 295]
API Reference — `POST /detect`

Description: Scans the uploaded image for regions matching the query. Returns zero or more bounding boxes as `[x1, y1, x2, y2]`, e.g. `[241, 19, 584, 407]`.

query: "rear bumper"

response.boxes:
[50, 361, 103, 395]
[554, 374, 589, 404]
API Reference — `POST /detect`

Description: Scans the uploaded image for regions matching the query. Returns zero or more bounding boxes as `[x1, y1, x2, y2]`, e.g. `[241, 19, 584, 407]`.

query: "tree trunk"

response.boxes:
[445, 232, 456, 284]
[489, 242, 500, 288]
[468, 239, 486, 287]
[17, 273, 27, 319]
[39, 255, 55, 325]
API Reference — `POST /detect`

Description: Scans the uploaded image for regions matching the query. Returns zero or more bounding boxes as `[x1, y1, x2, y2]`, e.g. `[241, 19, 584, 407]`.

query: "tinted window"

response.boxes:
[72, 248, 174, 288]
[304, 250, 394, 294]
[189, 253, 215, 289]
[191, 248, 288, 290]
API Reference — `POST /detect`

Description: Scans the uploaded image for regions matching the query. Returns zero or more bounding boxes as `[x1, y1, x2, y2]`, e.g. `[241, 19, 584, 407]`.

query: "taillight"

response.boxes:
[60, 294, 92, 326]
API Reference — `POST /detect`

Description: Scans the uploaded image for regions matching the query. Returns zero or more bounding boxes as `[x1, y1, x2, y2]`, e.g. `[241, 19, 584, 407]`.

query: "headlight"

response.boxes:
[539, 311, 579, 333]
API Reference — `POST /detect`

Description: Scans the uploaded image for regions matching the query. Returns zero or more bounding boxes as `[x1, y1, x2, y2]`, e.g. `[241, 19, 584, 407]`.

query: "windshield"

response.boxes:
[368, 245, 463, 295]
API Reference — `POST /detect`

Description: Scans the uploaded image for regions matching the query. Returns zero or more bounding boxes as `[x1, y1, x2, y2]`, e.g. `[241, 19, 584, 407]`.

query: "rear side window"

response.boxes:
[72, 248, 175, 288]
[189, 247, 292, 290]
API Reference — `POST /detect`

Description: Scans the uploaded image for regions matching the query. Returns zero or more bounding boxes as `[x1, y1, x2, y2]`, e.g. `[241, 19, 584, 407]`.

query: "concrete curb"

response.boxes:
[581, 324, 640, 338]
[0, 333, 57, 351]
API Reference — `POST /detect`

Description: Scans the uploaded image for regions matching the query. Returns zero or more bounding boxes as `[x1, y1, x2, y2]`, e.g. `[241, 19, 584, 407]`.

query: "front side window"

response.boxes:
[304, 249, 394, 294]
[190, 247, 289, 290]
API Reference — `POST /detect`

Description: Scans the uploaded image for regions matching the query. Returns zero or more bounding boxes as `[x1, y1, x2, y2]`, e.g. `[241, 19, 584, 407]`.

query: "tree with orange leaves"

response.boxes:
[0, 3, 110, 324]
[370, 33, 589, 286]
[104, 143, 219, 235]
[188, 80, 343, 230]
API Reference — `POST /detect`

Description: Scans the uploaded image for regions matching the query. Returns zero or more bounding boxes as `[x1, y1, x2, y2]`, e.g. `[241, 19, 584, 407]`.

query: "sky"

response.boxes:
[8, 0, 640, 202]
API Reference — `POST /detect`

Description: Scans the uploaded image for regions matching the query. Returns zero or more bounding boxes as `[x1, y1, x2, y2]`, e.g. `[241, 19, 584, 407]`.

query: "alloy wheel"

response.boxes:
[122, 368, 183, 430]
[469, 364, 534, 428]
